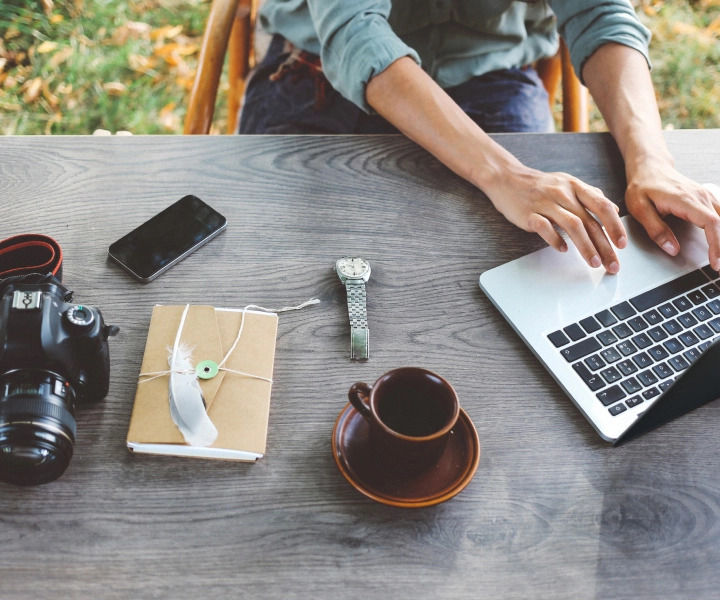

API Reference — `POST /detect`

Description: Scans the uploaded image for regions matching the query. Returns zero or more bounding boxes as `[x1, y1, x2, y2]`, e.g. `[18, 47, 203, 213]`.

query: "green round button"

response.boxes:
[196, 360, 219, 380]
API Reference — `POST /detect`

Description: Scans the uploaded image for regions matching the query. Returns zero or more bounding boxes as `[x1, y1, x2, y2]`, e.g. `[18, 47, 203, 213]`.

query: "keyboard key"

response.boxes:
[579, 316, 601, 334]
[708, 299, 720, 314]
[652, 362, 674, 379]
[612, 323, 633, 339]
[600, 366, 622, 383]
[633, 352, 653, 369]
[548, 330, 570, 347]
[643, 387, 661, 400]
[694, 324, 714, 340]
[600, 347, 622, 363]
[669, 355, 690, 372]
[663, 338, 684, 354]
[692, 306, 712, 321]
[609, 403, 627, 416]
[659, 379, 675, 392]
[617, 340, 637, 356]
[702, 284, 720, 298]
[597, 385, 626, 406]
[626, 396, 644, 408]
[643, 309, 663, 325]
[663, 319, 683, 335]
[621, 377, 642, 394]
[572, 362, 606, 391]
[700, 340, 713, 352]
[617, 359, 638, 376]
[631, 332, 652, 349]
[637, 370, 658, 386]
[597, 330, 618, 346]
[561, 337, 602, 362]
[673, 297, 693, 312]
[611, 301, 636, 320]
[628, 316, 649, 332]
[679, 331, 700, 347]
[584, 354, 606, 371]
[648, 345, 669, 361]
[702, 265, 719, 280]
[658, 303, 678, 318]
[688, 289, 708, 305]
[595, 309, 618, 327]
[563, 323, 586, 341]
[630, 269, 707, 311]
[647, 326, 668, 342]
[678, 313, 698, 328]
[682, 348, 700, 363]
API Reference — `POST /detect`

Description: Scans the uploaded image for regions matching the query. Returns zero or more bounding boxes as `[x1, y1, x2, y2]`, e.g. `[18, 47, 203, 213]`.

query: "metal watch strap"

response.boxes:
[345, 281, 369, 360]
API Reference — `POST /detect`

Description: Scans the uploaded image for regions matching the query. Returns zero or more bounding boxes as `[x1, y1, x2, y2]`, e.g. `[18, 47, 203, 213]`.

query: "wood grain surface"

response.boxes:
[1, 131, 720, 600]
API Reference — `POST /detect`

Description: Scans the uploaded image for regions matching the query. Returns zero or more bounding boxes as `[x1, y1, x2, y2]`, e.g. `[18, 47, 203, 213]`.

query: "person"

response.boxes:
[239, 1, 720, 273]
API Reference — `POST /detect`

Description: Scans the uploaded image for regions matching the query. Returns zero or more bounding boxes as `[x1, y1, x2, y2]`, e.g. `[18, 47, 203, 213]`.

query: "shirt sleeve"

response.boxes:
[307, 1, 420, 112]
[550, 0, 652, 82]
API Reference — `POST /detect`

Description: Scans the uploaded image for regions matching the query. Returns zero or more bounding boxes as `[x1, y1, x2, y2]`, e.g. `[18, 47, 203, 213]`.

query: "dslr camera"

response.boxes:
[0, 275, 118, 485]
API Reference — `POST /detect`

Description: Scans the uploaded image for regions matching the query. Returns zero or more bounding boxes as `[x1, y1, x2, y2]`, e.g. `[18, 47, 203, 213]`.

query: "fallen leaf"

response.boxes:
[128, 53, 156, 73]
[48, 46, 73, 69]
[41, 0, 54, 15]
[22, 77, 43, 103]
[111, 21, 151, 45]
[42, 80, 59, 107]
[37, 41, 59, 54]
[4, 27, 21, 41]
[50, 14, 64, 24]
[151, 25, 183, 42]
[103, 81, 127, 95]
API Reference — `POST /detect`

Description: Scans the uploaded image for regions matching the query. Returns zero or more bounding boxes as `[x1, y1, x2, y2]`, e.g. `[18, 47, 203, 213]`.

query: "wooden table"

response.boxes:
[2, 131, 720, 599]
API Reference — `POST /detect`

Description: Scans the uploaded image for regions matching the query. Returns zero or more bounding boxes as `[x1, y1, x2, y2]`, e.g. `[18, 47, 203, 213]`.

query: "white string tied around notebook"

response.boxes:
[138, 298, 320, 447]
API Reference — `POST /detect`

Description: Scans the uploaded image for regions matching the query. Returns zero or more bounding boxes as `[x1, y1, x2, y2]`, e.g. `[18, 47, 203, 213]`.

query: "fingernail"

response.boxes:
[661, 241, 677, 256]
[714, 259, 720, 272]
[590, 255, 602, 268]
[607, 261, 619, 274]
[617, 235, 627, 249]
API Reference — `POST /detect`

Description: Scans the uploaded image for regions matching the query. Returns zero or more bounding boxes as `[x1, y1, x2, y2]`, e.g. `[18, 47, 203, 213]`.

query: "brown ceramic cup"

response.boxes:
[348, 367, 460, 476]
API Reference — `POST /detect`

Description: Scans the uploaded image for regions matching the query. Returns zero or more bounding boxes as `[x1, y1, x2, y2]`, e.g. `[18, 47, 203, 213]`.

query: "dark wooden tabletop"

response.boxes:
[1, 131, 720, 599]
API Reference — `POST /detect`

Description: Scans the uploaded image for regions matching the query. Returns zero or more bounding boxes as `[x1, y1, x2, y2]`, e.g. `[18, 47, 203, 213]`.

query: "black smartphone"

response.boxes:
[108, 195, 227, 282]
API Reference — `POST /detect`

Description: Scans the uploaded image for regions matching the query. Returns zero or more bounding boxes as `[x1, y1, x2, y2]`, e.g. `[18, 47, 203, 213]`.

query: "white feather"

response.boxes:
[168, 343, 218, 447]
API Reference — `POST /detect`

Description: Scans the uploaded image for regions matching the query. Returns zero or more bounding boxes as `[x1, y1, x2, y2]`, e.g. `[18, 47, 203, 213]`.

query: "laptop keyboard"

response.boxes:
[547, 265, 720, 416]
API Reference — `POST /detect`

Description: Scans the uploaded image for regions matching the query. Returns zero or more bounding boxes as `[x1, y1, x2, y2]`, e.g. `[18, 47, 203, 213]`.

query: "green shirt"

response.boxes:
[259, 0, 651, 112]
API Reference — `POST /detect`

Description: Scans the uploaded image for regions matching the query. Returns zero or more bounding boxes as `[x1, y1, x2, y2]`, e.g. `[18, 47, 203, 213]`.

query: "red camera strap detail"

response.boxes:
[0, 234, 63, 280]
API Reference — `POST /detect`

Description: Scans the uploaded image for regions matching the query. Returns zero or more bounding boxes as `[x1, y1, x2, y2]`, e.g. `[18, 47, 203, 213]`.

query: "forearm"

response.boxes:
[366, 56, 626, 272]
[582, 43, 672, 173]
[365, 57, 522, 192]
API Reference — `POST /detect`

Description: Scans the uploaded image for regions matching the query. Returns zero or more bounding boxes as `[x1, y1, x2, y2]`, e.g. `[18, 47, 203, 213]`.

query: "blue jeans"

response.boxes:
[239, 35, 554, 135]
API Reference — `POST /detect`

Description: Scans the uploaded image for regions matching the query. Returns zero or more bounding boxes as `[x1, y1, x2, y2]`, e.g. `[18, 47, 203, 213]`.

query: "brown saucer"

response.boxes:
[332, 403, 480, 508]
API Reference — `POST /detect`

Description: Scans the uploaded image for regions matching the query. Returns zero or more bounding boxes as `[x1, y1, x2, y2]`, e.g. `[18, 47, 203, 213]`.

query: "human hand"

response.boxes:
[625, 161, 720, 271]
[484, 165, 627, 273]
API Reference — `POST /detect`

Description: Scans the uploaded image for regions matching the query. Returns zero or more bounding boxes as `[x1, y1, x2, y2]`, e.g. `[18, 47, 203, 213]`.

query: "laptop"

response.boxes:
[479, 183, 720, 444]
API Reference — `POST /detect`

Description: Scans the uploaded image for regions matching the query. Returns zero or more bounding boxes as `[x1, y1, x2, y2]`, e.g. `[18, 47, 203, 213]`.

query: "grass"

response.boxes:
[0, 0, 719, 135]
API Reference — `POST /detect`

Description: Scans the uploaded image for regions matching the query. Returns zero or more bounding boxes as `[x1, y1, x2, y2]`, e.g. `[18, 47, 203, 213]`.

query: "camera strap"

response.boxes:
[0, 234, 63, 280]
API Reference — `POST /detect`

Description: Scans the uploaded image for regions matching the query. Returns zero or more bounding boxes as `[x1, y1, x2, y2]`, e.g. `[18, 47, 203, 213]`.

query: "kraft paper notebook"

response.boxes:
[126, 304, 279, 461]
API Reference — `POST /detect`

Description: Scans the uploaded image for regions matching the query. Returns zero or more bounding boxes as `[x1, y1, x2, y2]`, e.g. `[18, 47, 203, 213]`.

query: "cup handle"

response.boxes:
[348, 382, 372, 421]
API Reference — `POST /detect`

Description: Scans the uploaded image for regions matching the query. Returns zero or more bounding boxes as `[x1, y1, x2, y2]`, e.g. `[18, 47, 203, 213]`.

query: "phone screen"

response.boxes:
[108, 195, 227, 281]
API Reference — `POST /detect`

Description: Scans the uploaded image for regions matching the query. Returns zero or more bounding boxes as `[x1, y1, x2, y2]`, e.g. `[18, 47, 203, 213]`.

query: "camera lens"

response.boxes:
[0, 370, 76, 486]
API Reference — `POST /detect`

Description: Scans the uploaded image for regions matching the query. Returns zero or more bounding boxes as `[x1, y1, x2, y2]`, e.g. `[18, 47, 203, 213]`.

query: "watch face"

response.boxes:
[337, 257, 370, 278]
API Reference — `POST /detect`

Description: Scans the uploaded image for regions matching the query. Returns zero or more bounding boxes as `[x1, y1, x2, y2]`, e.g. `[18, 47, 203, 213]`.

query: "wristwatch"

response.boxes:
[335, 257, 371, 360]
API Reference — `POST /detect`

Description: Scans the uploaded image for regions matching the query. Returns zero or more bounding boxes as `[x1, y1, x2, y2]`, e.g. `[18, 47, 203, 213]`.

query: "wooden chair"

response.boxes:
[184, 0, 589, 135]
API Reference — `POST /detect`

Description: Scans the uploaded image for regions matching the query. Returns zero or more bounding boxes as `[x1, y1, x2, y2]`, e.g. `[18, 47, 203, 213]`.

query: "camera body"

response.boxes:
[0, 275, 118, 485]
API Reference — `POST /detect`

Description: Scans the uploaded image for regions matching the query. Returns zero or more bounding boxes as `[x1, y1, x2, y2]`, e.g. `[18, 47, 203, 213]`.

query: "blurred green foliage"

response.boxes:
[0, 0, 718, 134]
